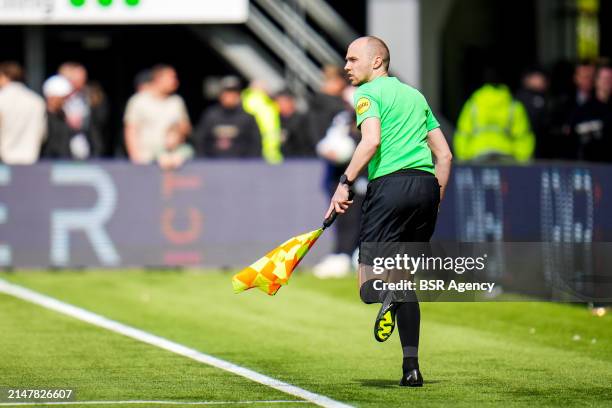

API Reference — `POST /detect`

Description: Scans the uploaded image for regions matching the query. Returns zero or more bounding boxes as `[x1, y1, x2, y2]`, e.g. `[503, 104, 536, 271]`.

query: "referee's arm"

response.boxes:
[325, 117, 381, 218]
[427, 128, 453, 201]
[343, 117, 381, 184]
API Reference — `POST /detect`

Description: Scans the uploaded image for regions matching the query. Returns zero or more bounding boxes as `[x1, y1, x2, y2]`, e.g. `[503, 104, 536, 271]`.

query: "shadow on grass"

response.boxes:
[357, 379, 442, 388]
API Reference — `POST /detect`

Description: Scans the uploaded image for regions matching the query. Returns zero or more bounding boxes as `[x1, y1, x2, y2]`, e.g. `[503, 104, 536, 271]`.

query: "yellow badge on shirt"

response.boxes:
[356, 97, 371, 115]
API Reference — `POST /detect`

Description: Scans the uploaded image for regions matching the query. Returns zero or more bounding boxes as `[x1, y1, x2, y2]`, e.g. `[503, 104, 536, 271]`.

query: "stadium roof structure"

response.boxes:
[5, 0, 360, 98]
[0, 0, 248, 24]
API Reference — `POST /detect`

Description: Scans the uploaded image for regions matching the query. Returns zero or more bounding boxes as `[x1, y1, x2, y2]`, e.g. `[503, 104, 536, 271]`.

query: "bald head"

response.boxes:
[366, 36, 390, 71]
[345, 36, 390, 86]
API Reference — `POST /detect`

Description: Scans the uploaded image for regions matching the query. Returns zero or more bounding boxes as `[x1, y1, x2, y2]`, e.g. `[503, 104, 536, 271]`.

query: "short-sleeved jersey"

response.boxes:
[354, 76, 439, 180]
[124, 91, 191, 163]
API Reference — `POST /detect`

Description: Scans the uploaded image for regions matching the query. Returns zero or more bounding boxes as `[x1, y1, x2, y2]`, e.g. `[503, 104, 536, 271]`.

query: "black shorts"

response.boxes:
[359, 169, 440, 264]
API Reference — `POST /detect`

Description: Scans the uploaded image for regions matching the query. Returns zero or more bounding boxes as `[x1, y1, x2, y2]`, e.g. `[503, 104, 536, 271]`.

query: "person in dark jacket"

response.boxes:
[193, 76, 261, 158]
[516, 68, 552, 159]
[40, 75, 75, 159]
[306, 66, 348, 150]
[569, 65, 612, 162]
[59, 62, 110, 158]
[550, 61, 597, 159]
[274, 89, 312, 157]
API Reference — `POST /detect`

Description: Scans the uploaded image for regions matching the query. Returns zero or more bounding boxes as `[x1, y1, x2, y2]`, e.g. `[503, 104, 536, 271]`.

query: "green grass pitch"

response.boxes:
[0, 270, 611, 407]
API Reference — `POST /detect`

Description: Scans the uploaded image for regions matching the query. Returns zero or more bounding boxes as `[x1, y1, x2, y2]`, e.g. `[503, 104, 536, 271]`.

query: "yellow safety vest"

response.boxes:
[454, 84, 535, 162]
[242, 88, 283, 164]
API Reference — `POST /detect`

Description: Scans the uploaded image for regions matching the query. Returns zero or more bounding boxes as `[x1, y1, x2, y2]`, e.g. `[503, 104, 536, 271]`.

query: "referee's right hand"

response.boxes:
[325, 183, 354, 219]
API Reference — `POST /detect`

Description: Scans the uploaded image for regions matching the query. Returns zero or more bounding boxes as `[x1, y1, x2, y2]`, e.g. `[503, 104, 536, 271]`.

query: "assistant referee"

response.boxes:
[325, 36, 453, 387]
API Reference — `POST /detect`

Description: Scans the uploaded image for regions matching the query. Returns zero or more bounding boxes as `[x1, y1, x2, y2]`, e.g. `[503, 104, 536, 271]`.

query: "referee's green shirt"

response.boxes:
[354, 76, 440, 180]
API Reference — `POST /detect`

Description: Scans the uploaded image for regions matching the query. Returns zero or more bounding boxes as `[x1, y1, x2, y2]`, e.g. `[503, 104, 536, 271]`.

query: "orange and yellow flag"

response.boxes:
[232, 228, 323, 295]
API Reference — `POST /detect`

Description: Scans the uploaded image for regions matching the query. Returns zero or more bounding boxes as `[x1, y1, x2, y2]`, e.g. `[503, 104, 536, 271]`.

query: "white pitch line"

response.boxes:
[0, 280, 353, 408]
[0, 400, 310, 406]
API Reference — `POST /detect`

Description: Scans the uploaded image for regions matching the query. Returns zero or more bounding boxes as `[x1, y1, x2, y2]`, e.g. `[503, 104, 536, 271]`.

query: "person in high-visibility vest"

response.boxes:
[454, 83, 535, 163]
[242, 81, 283, 164]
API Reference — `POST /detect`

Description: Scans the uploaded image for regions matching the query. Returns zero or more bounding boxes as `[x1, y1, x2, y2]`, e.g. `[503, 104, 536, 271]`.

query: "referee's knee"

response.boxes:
[359, 279, 381, 304]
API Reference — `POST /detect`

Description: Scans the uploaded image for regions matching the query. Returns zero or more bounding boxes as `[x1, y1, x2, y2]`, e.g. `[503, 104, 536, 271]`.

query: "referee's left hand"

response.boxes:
[325, 183, 354, 218]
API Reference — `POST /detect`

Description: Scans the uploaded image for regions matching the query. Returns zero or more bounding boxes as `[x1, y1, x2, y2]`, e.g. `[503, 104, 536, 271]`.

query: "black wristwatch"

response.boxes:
[339, 174, 354, 187]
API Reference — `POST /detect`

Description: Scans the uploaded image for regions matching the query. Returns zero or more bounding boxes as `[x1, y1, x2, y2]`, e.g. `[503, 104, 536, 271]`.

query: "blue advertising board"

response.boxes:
[0, 161, 611, 268]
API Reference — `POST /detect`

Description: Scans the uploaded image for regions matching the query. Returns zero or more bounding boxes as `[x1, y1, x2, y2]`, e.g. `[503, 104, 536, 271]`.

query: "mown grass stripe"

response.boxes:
[0, 279, 352, 408]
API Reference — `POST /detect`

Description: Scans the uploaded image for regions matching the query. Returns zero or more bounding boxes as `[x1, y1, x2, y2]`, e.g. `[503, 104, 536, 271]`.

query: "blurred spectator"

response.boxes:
[568, 65, 612, 162]
[550, 60, 597, 159]
[274, 89, 312, 157]
[58, 62, 109, 157]
[156, 123, 194, 170]
[242, 80, 282, 163]
[0, 61, 46, 164]
[123, 64, 191, 164]
[193, 76, 261, 158]
[133, 69, 153, 93]
[574, 61, 597, 106]
[454, 71, 535, 163]
[40, 75, 77, 159]
[516, 68, 552, 159]
[307, 66, 348, 152]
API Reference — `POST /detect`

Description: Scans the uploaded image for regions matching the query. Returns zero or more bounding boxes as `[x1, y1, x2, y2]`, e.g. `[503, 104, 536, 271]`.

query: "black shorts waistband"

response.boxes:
[373, 168, 434, 181]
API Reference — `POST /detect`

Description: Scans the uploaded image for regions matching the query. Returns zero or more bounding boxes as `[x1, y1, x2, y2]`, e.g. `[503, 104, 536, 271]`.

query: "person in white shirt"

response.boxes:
[124, 64, 192, 165]
[0, 61, 46, 165]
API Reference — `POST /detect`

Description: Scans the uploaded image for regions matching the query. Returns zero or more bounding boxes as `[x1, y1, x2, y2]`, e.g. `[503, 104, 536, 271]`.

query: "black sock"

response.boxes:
[403, 357, 419, 372]
[396, 301, 420, 372]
